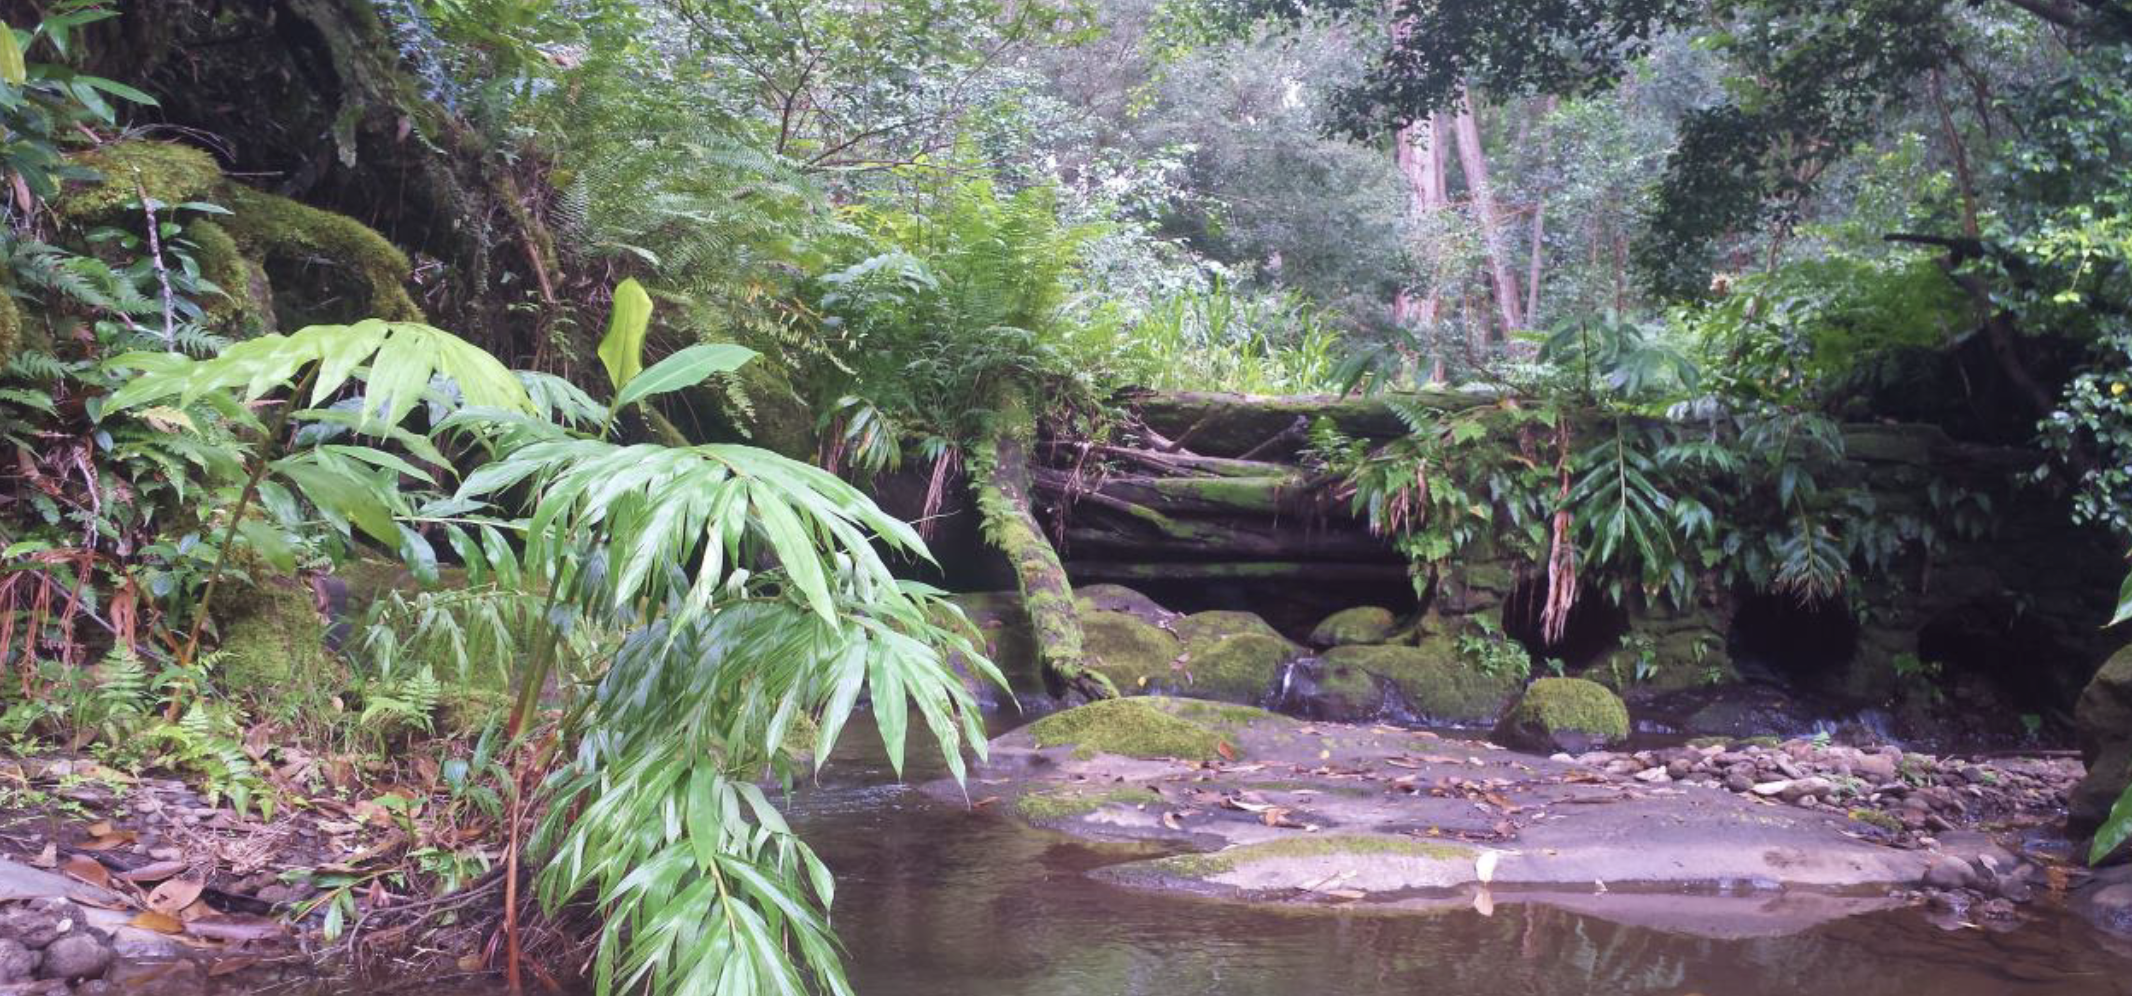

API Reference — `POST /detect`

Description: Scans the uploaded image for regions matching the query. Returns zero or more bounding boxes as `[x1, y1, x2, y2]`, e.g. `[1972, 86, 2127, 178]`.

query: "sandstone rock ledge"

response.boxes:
[927, 697, 2082, 938]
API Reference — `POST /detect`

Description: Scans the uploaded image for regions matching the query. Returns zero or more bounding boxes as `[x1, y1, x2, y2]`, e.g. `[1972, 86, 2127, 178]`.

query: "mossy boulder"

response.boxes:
[1320, 640, 1520, 725]
[1177, 632, 1296, 701]
[1494, 677, 1631, 753]
[1024, 697, 1235, 761]
[2073, 644, 2132, 837]
[1080, 610, 1184, 691]
[1074, 584, 1179, 625]
[221, 184, 423, 323]
[54, 141, 225, 221]
[942, 592, 1041, 698]
[1013, 785, 1162, 824]
[1172, 610, 1286, 647]
[216, 579, 341, 723]
[1309, 606, 1398, 647]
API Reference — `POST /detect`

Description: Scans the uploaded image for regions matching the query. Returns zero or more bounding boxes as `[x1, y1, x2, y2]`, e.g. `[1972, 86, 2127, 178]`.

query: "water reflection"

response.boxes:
[794, 719, 2132, 996]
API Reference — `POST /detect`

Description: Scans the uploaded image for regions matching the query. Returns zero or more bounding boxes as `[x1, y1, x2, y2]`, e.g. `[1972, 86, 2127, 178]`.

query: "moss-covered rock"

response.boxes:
[54, 141, 225, 221]
[1074, 584, 1179, 625]
[1146, 834, 1474, 879]
[1025, 697, 1235, 761]
[188, 220, 274, 331]
[2074, 644, 2132, 837]
[1177, 632, 1294, 701]
[0, 281, 20, 367]
[1494, 677, 1631, 753]
[1080, 610, 1184, 691]
[1014, 785, 1162, 823]
[1320, 641, 1520, 725]
[1309, 606, 1397, 647]
[216, 579, 340, 722]
[1172, 610, 1286, 647]
[221, 184, 423, 323]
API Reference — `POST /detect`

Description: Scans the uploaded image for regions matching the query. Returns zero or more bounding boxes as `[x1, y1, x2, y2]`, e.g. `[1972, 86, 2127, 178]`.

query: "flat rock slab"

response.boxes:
[931, 698, 1933, 937]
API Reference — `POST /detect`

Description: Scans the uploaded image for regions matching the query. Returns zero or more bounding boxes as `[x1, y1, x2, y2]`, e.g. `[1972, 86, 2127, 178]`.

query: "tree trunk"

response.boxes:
[1452, 86, 1526, 346]
[970, 392, 1104, 695]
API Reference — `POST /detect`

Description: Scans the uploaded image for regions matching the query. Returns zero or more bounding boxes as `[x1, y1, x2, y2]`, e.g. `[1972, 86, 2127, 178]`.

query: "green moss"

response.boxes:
[1847, 807, 1903, 832]
[1150, 834, 1473, 877]
[186, 220, 272, 331]
[54, 142, 225, 221]
[221, 184, 423, 322]
[1172, 610, 1286, 646]
[1162, 698, 1279, 731]
[216, 579, 338, 710]
[1497, 677, 1630, 749]
[1014, 785, 1161, 822]
[0, 283, 19, 367]
[1178, 632, 1295, 701]
[1080, 610, 1183, 691]
[1309, 606, 1398, 647]
[1025, 697, 1231, 761]
[1321, 641, 1519, 724]
[780, 712, 820, 762]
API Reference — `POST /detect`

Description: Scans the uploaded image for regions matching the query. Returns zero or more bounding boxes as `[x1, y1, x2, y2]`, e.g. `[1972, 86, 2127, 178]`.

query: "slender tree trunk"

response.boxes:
[1452, 85, 1526, 346]
[1524, 97, 1555, 327]
[1395, 113, 1449, 380]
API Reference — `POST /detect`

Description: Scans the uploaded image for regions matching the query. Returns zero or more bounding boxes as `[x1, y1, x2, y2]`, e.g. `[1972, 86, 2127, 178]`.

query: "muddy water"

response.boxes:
[787, 717, 2132, 996]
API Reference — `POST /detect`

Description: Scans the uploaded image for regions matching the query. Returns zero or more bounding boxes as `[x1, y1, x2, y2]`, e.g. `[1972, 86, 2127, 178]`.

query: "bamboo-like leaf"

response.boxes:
[612, 343, 758, 411]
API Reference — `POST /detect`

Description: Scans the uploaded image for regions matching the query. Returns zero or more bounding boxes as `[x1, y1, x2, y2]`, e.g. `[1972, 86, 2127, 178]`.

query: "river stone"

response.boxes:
[1177, 632, 1298, 701]
[1308, 606, 1397, 648]
[0, 938, 35, 983]
[1080, 610, 1184, 692]
[36, 932, 110, 981]
[1922, 855, 1978, 891]
[1320, 641, 1520, 725]
[2072, 643, 2132, 839]
[1074, 585, 1179, 625]
[1173, 610, 1286, 647]
[1494, 678, 1631, 753]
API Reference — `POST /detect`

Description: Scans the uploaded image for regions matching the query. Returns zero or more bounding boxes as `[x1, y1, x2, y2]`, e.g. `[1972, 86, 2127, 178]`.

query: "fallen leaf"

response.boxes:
[29, 843, 56, 869]
[61, 854, 111, 891]
[1475, 850, 1499, 884]
[1216, 741, 1237, 762]
[183, 914, 287, 943]
[130, 911, 186, 934]
[87, 821, 115, 837]
[1161, 811, 1183, 830]
[76, 831, 136, 852]
[971, 796, 999, 810]
[147, 878, 205, 915]
[208, 957, 261, 977]
[1472, 888, 1495, 916]
[1325, 889, 1367, 901]
[119, 860, 189, 883]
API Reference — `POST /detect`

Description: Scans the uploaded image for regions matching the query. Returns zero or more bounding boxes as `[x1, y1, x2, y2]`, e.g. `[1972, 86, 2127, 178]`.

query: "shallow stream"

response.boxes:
[783, 716, 2132, 996]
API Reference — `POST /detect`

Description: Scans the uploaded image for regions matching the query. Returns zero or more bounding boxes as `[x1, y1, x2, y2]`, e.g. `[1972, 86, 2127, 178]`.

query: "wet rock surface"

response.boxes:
[937, 697, 2088, 938]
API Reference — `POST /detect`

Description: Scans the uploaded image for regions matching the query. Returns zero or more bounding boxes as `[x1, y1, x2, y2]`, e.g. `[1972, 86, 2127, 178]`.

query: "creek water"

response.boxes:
[783, 715, 2132, 996]
[310, 711, 2132, 996]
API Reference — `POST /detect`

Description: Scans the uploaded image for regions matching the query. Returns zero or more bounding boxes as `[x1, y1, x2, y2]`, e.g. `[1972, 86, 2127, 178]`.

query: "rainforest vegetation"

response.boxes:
[0, 0, 2128, 993]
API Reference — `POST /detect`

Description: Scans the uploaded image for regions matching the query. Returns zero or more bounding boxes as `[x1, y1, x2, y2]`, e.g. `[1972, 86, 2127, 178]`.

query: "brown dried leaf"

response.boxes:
[29, 842, 56, 869]
[60, 854, 110, 891]
[76, 831, 136, 852]
[1215, 741, 1237, 762]
[183, 914, 286, 943]
[147, 877, 205, 915]
[119, 860, 189, 883]
[130, 911, 186, 934]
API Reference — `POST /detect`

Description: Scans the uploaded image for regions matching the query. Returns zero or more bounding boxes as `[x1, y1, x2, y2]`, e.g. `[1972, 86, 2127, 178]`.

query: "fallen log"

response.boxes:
[1031, 467, 1336, 519]
[970, 392, 1105, 695]
[1128, 389, 1491, 457]
[1065, 560, 1413, 583]
[1091, 444, 1296, 479]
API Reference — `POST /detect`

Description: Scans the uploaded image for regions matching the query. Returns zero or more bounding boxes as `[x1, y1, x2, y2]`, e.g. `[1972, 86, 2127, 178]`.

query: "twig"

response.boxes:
[134, 174, 178, 351]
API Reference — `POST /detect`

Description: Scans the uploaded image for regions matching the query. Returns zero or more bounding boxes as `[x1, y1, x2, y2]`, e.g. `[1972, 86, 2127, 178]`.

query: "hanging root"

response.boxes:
[1540, 417, 1577, 645]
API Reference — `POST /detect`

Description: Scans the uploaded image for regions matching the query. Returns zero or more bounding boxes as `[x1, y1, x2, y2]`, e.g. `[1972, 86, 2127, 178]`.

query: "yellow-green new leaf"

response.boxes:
[597, 278, 655, 394]
[0, 27, 25, 86]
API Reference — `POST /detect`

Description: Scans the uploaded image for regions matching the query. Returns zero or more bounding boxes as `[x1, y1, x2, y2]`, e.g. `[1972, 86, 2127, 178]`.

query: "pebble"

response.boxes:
[37, 933, 112, 982]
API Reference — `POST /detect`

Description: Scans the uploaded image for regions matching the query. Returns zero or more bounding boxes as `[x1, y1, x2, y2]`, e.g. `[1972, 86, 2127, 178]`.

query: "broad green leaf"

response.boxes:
[2092, 781, 2132, 865]
[235, 518, 295, 573]
[612, 343, 758, 411]
[596, 278, 654, 394]
[0, 27, 24, 86]
[2111, 566, 2132, 628]
[272, 458, 400, 547]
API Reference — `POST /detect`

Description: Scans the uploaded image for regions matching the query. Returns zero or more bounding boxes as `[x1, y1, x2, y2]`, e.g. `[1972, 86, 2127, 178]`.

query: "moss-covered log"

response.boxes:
[1064, 560, 1412, 583]
[971, 393, 1105, 695]
[1129, 389, 1491, 457]
[1031, 468, 1332, 519]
